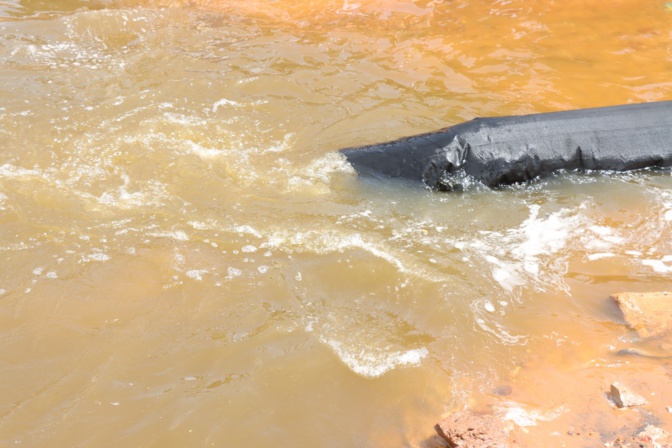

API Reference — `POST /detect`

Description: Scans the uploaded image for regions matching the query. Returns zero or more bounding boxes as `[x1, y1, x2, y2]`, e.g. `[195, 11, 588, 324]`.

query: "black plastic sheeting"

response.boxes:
[340, 101, 672, 191]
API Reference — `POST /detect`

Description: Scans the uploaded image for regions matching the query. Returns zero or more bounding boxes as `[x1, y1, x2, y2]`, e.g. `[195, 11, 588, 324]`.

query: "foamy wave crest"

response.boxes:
[642, 256, 672, 273]
[184, 140, 224, 160]
[302, 303, 432, 378]
[0, 164, 44, 178]
[456, 204, 582, 294]
[495, 402, 569, 427]
[286, 152, 355, 189]
[149, 230, 190, 241]
[513, 204, 575, 274]
[322, 337, 428, 378]
[471, 299, 528, 346]
[266, 229, 448, 282]
[97, 175, 168, 210]
[568, 188, 672, 275]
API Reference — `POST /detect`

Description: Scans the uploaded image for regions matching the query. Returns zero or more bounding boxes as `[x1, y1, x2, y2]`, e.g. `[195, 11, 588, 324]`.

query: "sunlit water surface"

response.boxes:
[1, 0, 672, 446]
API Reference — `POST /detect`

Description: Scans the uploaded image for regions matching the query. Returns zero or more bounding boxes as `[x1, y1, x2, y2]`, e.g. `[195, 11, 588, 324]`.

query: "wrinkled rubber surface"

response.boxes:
[341, 101, 672, 190]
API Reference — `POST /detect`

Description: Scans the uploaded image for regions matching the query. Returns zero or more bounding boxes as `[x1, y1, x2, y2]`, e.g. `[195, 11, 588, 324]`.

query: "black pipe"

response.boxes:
[340, 101, 672, 191]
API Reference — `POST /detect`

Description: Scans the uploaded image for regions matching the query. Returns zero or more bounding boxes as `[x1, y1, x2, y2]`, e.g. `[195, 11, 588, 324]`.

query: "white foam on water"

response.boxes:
[496, 403, 569, 427]
[265, 229, 448, 282]
[0, 164, 43, 178]
[337, 0, 363, 13]
[585, 225, 624, 250]
[186, 269, 207, 281]
[306, 152, 355, 179]
[212, 98, 240, 112]
[588, 225, 611, 236]
[159, 113, 207, 126]
[642, 256, 672, 273]
[513, 205, 575, 268]
[457, 204, 580, 294]
[188, 220, 215, 231]
[185, 140, 222, 159]
[231, 225, 263, 239]
[227, 267, 242, 278]
[587, 252, 616, 261]
[263, 133, 294, 154]
[149, 230, 190, 241]
[86, 252, 110, 262]
[285, 153, 355, 192]
[471, 300, 528, 345]
[321, 336, 429, 379]
[304, 318, 316, 332]
[173, 252, 185, 266]
[98, 183, 167, 209]
[13, 41, 109, 69]
[483, 255, 524, 292]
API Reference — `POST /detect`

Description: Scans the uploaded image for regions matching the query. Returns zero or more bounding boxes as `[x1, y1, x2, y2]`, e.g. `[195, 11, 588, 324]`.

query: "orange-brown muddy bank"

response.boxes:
[433, 296, 672, 447]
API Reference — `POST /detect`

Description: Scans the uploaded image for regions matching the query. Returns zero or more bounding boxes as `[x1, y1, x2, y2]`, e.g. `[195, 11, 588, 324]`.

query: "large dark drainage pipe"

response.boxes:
[340, 101, 672, 191]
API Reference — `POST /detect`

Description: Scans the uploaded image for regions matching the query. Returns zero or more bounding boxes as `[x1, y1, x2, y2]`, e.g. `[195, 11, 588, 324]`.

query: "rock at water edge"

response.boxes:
[435, 411, 508, 448]
[611, 292, 672, 339]
[609, 382, 648, 408]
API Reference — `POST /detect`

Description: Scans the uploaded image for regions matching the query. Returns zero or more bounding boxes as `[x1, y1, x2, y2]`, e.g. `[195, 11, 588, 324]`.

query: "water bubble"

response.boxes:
[87, 253, 110, 262]
[186, 270, 207, 280]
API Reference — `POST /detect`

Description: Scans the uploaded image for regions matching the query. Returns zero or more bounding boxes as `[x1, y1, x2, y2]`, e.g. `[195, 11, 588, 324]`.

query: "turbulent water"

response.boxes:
[1, 0, 672, 446]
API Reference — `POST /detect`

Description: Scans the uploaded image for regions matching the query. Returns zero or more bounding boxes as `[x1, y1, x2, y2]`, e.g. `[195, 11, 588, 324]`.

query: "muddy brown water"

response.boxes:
[1, 0, 672, 446]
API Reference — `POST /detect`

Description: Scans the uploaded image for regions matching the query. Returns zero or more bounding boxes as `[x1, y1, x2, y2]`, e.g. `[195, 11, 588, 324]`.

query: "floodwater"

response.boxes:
[1, 0, 672, 446]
